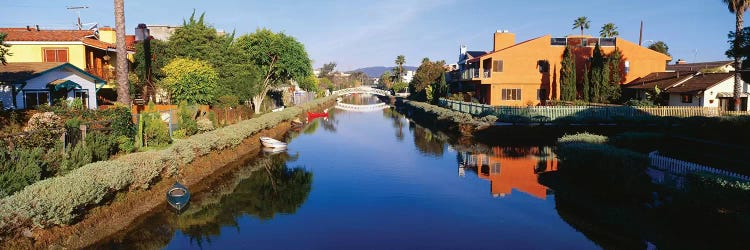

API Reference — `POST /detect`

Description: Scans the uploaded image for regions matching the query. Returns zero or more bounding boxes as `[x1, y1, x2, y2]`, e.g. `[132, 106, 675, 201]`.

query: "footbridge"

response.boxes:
[335, 102, 390, 112]
[332, 86, 391, 97]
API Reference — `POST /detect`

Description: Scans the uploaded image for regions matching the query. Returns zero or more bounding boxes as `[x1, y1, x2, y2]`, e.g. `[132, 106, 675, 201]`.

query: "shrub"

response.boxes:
[20, 112, 64, 149]
[557, 132, 608, 144]
[162, 58, 219, 105]
[608, 132, 664, 153]
[61, 143, 92, 174]
[100, 104, 135, 138]
[116, 135, 135, 153]
[172, 129, 188, 139]
[197, 117, 214, 132]
[141, 102, 171, 147]
[85, 131, 118, 161]
[177, 101, 198, 136]
[0, 147, 46, 198]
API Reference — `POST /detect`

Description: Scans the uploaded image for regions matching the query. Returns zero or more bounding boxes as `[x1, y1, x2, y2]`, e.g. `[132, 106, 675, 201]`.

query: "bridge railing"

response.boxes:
[335, 102, 389, 111]
[332, 87, 391, 96]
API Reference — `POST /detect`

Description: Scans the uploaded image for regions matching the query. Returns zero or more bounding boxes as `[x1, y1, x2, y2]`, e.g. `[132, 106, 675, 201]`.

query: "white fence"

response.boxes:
[335, 102, 389, 112]
[648, 151, 750, 181]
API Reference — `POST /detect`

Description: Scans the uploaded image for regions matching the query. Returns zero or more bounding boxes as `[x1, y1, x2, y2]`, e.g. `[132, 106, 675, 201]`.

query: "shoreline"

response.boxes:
[0, 99, 334, 249]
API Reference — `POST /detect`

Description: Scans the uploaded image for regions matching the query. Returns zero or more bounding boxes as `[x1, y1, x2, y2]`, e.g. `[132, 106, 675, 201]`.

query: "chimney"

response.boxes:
[493, 30, 515, 52]
[676, 59, 687, 65]
[26, 25, 30, 31]
[35, 25, 40, 31]
[460, 45, 467, 55]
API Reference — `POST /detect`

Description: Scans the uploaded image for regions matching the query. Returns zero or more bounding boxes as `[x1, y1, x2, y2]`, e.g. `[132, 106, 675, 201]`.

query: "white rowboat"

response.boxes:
[260, 136, 287, 148]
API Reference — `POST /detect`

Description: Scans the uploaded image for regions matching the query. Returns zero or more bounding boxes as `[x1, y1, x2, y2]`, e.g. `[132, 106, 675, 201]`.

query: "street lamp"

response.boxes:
[135, 23, 151, 103]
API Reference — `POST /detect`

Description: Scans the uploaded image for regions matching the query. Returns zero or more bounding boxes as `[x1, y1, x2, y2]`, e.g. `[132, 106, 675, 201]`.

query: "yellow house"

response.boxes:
[0, 26, 134, 104]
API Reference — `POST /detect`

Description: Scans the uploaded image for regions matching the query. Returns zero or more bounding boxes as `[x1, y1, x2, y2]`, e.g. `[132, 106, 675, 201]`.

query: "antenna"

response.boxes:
[66, 6, 89, 30]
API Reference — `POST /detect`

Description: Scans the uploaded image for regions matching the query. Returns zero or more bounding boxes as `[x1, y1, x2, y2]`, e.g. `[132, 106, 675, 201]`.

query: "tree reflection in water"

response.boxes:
[95, 153, 313, 249]
[382, 107, 405, 141]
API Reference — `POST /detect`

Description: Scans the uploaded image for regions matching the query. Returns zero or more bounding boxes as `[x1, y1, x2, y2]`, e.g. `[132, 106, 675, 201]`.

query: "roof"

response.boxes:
[623, 71, 695, 90]
[666, 61, 733, 72]
[81, 37, 115, 50]
[664, 72, 733, 94]
[0, 62, 105, 83]
[0, 27, 95, 42]
[467, 51, 487, 58]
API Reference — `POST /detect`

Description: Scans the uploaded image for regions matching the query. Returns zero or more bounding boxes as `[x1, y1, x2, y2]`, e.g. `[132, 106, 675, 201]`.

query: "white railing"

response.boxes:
[648, 151, 750, 181]
[332, 86, 391, 97]
[335, 102, 389, 112]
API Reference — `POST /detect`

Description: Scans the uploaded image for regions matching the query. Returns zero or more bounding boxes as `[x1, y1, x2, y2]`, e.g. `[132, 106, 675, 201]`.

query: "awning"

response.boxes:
[48, 79, 81, 91]
[716, 92, 749, 98]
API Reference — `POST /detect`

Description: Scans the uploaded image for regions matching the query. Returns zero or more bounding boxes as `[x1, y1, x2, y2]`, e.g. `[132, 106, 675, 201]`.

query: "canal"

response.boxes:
[93, 94, 742, 249]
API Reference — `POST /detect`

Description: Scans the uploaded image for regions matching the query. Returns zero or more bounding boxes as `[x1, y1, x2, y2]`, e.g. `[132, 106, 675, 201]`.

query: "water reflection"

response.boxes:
[95, 153, 312, 249]
[458, 146, 557, 199]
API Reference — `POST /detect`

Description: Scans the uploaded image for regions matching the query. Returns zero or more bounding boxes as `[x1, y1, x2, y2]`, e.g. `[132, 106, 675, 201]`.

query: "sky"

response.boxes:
[0, 0, 741, 71]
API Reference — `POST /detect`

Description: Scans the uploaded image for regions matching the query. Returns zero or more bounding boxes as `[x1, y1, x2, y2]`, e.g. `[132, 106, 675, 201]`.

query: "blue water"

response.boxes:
[100, 96, 603, 249]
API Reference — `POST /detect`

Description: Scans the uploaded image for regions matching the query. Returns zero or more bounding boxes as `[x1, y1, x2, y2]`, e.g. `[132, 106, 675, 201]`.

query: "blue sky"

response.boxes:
[0, 0, 739, 71]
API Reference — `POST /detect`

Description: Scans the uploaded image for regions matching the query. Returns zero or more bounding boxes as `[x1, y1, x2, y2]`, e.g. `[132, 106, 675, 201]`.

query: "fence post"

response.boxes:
[60, 130, 66, 153]
[79, 124, 88, 147]
[169, 109, 174, 138]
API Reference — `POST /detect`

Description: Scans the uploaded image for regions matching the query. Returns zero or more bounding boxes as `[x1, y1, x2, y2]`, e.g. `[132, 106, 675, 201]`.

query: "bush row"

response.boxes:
[0, 96, 335, 231]
[404, 100, 497, 127]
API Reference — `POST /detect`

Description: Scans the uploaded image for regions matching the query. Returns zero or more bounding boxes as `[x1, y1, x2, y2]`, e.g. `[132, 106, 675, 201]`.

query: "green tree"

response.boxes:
[560, 46, 577, 101]
[395, 55, 406, 82]
[600, 23, 619, 37]
[133, 39, 170, 101]
[573, 16, 590, 36]
[647, 41, 671, 57]
[582, 66, 590, 102]
[410, 59, 445, 101]
[162, 58, 219, 104]
[432, 71, 449, 103]
[723, 0, 750, 111]
[235, 28, 312, 113]
[726, 27, 750, 83]
[607, 48, 623, 102]
[392, 81, 408, 93]
[589, 43, 608, 103]
[319, 62, 336, 78]
[0, 32, 12, 65]
[114, 0, 130, 105]
[298, 74, 319, 93]
[379, 71, 393, 89]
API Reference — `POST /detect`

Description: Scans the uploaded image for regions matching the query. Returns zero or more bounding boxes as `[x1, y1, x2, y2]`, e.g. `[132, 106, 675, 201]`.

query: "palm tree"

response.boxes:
[114, 0, 130, 105]
[395, 55, 405, 82]
[600, 23, 619, 37]
[723, 0, 750, 111]
[572, 16, 590, 36]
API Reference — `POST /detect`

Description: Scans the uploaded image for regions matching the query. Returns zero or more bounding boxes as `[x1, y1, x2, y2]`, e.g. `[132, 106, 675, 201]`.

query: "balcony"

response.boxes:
[86, 67, 115, 81]
[460, 68, 480, 81]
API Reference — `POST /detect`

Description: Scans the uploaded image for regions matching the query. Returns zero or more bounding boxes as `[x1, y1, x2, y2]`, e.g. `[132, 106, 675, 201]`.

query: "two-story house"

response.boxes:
[450, 31, 671, 106]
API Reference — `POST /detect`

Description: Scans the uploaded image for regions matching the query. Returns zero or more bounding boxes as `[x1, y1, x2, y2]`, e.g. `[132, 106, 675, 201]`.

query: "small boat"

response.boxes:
[262, 146, 287, 155]
[307, 110, 328, 120]
[260, 136, 287, 148]
[271, 106, 285, 112]
[166, 182, 190, 211]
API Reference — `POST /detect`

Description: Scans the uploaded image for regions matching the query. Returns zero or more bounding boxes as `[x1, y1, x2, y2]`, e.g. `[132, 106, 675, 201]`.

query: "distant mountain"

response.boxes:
[348, 66, 418, 78]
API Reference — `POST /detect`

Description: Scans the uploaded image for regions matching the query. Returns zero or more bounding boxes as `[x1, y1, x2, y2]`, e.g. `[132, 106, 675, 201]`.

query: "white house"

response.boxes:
[0, 62, 105, 110]
[664, 72, 748, 110]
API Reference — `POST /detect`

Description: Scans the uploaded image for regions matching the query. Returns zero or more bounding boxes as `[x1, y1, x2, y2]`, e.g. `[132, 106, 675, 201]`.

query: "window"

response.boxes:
[43, 48, 68, 62]
[501, 88, 521, 100]
[681, 94, 693, 103]
[493, 60, 503, 72]
[24, 91, 50, 108]
[491, 163, 501, 174]
[74, 90, 89, 108]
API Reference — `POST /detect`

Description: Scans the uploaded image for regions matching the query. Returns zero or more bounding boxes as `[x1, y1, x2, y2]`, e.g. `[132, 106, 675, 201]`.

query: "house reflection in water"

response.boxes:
[458, 146, 557, 199]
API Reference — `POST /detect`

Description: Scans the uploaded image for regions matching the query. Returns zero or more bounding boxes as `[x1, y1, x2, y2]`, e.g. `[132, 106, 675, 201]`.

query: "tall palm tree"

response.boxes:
[600, 23, 619, 37]
[114, 0, 130, 105]
[723, 0, 750, 111]
[395, 55, 405, 82]
[572, 16, 590, 36]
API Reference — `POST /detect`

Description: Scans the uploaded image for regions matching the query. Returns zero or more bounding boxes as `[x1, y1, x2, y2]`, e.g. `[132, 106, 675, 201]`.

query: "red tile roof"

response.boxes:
[665, 73, 733, 94]
[623, 71, 695, 90]
[81, 37, 115, 50]
[0, 28, 95, 42]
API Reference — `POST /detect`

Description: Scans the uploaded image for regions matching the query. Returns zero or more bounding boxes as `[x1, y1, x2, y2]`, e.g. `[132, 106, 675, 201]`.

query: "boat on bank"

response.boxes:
[307, 109, 329, 120]
[260, 136, 287, 148]
[166, 182, 190, 211]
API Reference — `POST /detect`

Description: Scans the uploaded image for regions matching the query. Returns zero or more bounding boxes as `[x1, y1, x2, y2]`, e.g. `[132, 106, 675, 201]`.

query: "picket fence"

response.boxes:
[648, 151, 750, 181]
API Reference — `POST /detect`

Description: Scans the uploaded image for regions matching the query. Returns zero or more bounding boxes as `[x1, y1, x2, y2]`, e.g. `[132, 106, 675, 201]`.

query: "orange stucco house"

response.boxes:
[449, 31, 672, 106]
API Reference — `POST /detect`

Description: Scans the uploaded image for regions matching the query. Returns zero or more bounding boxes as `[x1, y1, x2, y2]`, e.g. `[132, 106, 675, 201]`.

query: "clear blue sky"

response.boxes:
[0, 0, 740, 71]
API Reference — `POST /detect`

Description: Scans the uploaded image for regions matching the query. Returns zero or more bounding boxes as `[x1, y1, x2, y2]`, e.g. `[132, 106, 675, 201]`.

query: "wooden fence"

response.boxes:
[648, 151, 750, 181]
[0, 120, 112, 152]
[438, 98, 749, 122]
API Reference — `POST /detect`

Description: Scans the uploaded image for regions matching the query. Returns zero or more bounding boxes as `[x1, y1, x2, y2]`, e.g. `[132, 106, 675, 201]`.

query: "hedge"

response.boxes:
[0, 95, 335, 230]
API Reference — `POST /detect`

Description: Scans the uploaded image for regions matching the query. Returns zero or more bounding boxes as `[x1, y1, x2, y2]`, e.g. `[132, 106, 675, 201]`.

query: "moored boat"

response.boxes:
[307, 110, 328, 120]
[260, 136, 287, 148]
[166, 182, 190, 211]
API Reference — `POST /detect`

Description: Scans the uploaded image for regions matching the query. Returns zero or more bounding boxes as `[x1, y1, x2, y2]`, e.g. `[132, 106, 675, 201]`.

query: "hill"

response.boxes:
[348, 66, 418, 78]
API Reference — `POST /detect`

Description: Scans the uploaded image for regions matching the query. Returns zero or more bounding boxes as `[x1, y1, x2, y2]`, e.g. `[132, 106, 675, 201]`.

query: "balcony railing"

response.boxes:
[85, 67, 115, 81]
[483, 70, 491, 78]
[460, 68, 480, 80]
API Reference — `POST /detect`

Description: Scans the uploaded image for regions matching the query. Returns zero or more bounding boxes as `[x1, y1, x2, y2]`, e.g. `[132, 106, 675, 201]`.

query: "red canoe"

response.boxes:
[307, 111, 328, 120]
